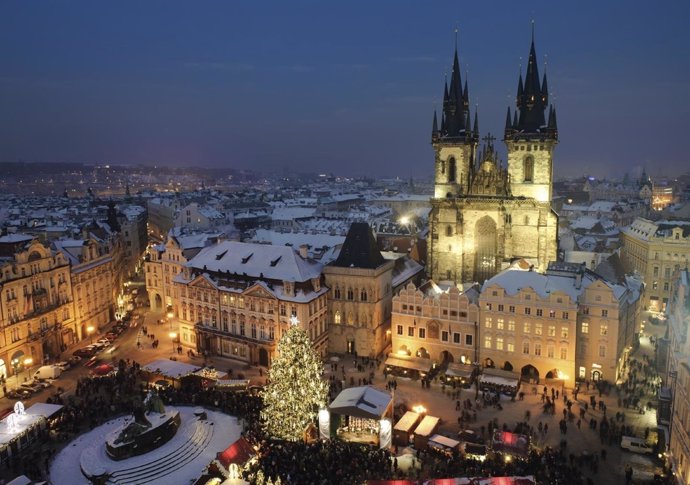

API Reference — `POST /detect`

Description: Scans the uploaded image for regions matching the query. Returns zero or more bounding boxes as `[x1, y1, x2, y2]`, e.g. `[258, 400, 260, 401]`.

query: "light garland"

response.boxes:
[260, 325, 328, 442]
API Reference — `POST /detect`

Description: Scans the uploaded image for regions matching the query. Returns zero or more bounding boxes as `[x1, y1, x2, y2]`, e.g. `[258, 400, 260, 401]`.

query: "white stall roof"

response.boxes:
[329, 386, 392, 420]
[414, 415, 440, 437]
[385, 355, 433, 373]
[393, 411, 420, 432]
[445, 363, 474, 378]
[142, 359, 201, 379]
[429, 434, 460, 449]
[25, 403, 63, 419]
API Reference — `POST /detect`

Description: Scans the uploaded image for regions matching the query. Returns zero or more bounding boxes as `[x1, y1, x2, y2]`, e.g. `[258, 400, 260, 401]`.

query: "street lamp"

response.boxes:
[23, 358, 32, 382]
[87, 325, 95, 344]
[169, 332, 177, 354]
[11, 358, 20, 389]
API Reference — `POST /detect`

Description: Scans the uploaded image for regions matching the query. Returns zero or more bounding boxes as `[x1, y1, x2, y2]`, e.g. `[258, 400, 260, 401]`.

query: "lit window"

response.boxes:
[535, 323, 542, 335]
[523, 322, 531, 333]
[484, 336, 492, 348]
[600, 324, 608, 336]
[548, 326, 556, 337]
[496, 337, 504, 350]
[561, 327, 569, 338]
[507, 342, 515, 353]
[485, 317, 492, 328]
[508, 320, 515, 332]
[582, 322, 589, 334]
[334, 311, 341, 324]
[497, 318, 504, 330]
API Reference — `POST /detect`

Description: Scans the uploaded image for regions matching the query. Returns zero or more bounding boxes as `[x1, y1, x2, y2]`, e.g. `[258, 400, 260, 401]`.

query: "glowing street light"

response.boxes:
[169, 332, 177, 354]
[412, 404, 427, 415]
[87, 325, 95, 344]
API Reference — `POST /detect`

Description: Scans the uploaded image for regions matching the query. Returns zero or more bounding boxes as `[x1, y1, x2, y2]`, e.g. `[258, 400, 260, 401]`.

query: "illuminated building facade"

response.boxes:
[391, 281, 479, 365]
[621, 218, 690, 311]
[0, 238, 75, 378]
[427, 33, 558, 284]
[171, 241, 328, 365]
[479, 261, 639, 388]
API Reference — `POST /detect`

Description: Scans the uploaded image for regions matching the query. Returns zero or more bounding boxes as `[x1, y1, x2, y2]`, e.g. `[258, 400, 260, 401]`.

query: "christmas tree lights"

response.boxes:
[260, 324, 328, 441]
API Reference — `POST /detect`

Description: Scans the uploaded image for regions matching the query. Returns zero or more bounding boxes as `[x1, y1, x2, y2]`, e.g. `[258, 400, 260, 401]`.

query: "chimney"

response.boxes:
[299, 244, 309, 259]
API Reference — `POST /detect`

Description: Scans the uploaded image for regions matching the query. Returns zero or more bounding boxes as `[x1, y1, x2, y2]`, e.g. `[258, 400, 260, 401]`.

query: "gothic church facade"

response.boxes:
[427, 33, 559, 284]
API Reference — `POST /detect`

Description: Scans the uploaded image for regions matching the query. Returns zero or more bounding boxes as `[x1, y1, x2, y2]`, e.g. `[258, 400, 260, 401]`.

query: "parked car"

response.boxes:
[54, 361, 71, 371]
[67, 356, 82, 366]
[7, 389, 33, 399]
[91, 364, 115, 377]
[33, 365, 62, 381]
[621, 436, 653, 455]
[30, 380, 52, 390]
[96, 338, 112, 347]
[73, 347, 96, 358]
[21, 381, 45, 393]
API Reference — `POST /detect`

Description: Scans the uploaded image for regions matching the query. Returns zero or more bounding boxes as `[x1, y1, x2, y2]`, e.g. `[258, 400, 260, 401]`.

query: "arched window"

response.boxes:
[334, 287, 340, 299]
[347, 288, 354, 300]
[446, 225, 453, 237]
[523, 156, 534, 182]
[360, 290, 367, 302]
[334, 311, 341, 324]
[441, 160, 446, 174]
[448, 157, 457, 183]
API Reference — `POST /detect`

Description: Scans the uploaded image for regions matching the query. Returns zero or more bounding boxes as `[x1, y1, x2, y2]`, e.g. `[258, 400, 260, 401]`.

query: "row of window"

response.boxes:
[396, 325, 473, 346]
[484, 337, 570, 359]
[400, 304, 468, 318]
[333, 288, 368, 302]
[485, 301, 572, 318]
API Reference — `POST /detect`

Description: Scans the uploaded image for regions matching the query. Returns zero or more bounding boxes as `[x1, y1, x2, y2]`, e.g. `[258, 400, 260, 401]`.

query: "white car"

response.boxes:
[96, 338, 112, 347]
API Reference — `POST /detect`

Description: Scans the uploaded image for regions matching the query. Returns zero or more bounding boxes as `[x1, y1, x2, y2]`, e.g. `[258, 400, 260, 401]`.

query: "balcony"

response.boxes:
[195, 322, 274, 345]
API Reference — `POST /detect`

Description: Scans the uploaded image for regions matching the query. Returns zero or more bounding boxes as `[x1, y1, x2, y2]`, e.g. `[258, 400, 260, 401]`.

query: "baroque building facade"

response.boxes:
[479, 261, 640, 388]
[391, 281, 480, 366]
[427, 34, 558, 284]
[620, 217, 690, 312]
[170, 241, 329, 365]
[0, 238, 75, 379]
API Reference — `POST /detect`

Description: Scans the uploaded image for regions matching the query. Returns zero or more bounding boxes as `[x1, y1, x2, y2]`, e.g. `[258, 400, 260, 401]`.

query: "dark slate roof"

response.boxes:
[594, 252, 627, 285]
[331, 222, 385, 269]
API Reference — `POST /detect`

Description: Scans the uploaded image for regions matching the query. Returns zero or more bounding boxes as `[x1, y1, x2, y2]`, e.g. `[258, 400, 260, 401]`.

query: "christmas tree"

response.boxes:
[260, 322, 328, 441]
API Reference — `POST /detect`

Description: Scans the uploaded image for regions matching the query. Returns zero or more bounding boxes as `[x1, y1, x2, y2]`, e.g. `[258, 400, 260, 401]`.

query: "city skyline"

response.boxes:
[1, 1, 688, 179]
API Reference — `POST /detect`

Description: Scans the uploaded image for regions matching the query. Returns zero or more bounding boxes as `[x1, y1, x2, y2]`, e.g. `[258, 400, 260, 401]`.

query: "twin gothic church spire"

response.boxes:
[432, 32, 477, 144]
[433, 26, 558, 143]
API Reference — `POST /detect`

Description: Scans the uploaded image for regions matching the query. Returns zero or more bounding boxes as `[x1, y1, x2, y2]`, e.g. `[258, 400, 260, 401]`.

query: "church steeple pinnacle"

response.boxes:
[434, 28, 477, 142]
[505, 24, 556, 141]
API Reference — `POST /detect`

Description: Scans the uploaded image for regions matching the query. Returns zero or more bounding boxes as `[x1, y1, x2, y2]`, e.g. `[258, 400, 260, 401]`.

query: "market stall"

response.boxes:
[442, 363, 475, 387]
[428, 434, 460, 456]
[384, 355, 433, 380]
[491, 430, 530, 459]
[413, 415, 440, 450]
[328, 386, 393, 447]
[393, 411, 420, 446]
[479, 368, 520, 396]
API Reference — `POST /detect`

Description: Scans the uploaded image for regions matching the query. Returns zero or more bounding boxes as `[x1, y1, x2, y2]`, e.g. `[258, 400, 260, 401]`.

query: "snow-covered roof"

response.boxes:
[186, 241, 323, 282]
[329, 386, 392, 420]
[142, 359, 200, 379]
[271, 207, 316, 220]
[249, 229, 345, 252]
[482, 265, 582, 302]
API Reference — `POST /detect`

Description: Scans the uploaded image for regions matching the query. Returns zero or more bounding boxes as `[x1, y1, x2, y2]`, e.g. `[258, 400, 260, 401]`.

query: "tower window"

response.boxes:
[441, 160, 445, 174]
[446, 225, 453, 237]
[448, 157, 456, 183]
[523, 156, 534, 182]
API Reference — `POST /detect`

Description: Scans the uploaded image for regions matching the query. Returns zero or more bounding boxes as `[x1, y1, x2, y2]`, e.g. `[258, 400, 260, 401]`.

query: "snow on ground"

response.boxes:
[50, 406, 242, 485]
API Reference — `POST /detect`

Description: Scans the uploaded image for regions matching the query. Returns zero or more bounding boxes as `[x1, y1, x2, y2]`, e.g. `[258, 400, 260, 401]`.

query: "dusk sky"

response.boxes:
[1, 1, 688, 180]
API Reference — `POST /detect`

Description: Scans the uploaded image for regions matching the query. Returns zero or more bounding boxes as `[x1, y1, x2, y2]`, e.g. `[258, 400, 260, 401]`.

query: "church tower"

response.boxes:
[504, 28, 558, 202]
[431, 36, 479, 199]
[427, 27, 559, 285]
